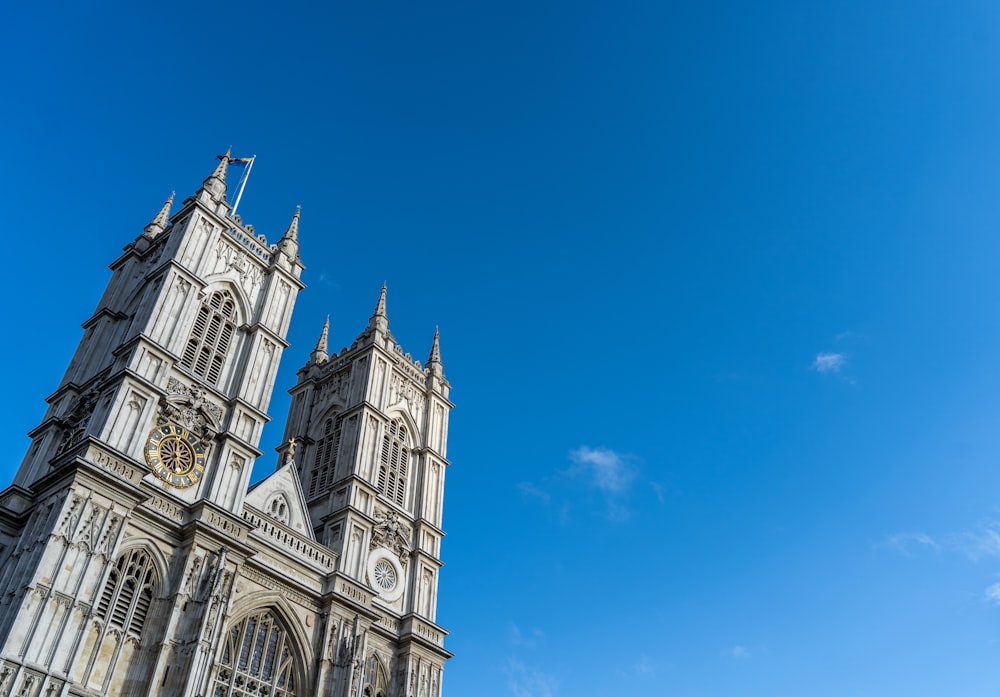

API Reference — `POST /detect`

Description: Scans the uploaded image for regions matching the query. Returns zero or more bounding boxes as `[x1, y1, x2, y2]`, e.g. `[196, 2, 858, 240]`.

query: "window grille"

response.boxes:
[211, 609, 297, 697]
[377, 419, 408, 506]
[362, 653, 388, 697]
[308, 416, 342, 498]
[180, 290, 238, 385]
[96, 548, 156, 638]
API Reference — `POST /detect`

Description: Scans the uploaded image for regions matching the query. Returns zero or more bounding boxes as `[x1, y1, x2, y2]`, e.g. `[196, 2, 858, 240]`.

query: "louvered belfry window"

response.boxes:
[212, 609, 297, 697]
[377, 419, 408, 506]
[308, 416, 342, 499]
[180, 290, 238, 385]
[96, 548, 156, 637]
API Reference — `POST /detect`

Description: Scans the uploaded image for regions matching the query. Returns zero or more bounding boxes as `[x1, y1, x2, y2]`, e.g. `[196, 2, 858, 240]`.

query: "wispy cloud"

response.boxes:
[506, 659, 558, 697]
[316, 272, 339, 288]
[878, 520, 1000, 561]
[517, 482, 551, 505]
[519, 445, 658, 524]
[877, 532, 940, 556]
[568, 446, 636, 494]
[633, 653, 658, 675]
[953, 522, 1000, 560]
[726, 645, 751, 659]
[509, 623, 545, 649]
[985, 582, 1000, 606]
[811, 352, 847, 374]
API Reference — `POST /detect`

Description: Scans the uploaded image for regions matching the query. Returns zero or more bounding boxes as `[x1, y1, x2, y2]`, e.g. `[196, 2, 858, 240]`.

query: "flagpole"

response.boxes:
[230, 155, 255, 219]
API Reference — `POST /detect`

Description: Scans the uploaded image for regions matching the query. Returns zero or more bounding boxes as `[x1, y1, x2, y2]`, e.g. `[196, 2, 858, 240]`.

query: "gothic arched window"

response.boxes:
[377, 419, 408, 506]
[180, 289, 238, 385]
[267, 495, 289, 525]
[362, 653, 389, 697]
[212, 609, 298, 697]
[308, 416, 342, 499]
[96, 547, 157, 638]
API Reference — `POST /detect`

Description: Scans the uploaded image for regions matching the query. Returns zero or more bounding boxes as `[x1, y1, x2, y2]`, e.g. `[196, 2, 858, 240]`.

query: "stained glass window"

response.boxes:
[212, 609, 297, 697]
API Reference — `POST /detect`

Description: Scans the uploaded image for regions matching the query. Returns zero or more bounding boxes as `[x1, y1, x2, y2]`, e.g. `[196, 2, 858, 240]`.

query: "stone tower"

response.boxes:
[0, 154, 452, 697]
[281, 286, 453, 695]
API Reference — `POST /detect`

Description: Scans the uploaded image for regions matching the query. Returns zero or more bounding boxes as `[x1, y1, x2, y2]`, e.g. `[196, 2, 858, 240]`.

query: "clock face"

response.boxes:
[145, 424, 206, 488]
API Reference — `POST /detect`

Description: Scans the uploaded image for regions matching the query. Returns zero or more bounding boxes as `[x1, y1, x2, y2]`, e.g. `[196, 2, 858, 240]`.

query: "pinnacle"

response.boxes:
[143, 191, 174, 238]
[200, 148, 231, 201]
[282, 206, 301, 242]
[367, 283, 390, 334]
[427, 326, 442, 365]
[311, 316, 330, 363]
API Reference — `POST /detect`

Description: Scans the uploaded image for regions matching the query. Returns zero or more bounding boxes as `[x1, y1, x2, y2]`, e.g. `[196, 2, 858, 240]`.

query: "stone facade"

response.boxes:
[0, 155, 453, 697]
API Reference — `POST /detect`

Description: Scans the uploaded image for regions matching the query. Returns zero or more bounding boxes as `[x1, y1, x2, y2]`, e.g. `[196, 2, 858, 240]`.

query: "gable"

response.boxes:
[245, 463, 315, 540]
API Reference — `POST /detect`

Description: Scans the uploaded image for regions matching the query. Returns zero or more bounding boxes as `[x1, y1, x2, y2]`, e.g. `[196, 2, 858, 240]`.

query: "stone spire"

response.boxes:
[368, 282, 389, 333]
[143, 191, 174, 238]
[427, 326, 442, 368]
[200, 147, 230, 201]
[277, 206, 300, 260]
[311, 316, 330, 364]
[425, 326, 448, 392]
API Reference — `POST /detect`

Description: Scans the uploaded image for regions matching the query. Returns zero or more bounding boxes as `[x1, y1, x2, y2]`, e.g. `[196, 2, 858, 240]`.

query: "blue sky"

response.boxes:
[4, 1, 1000, 694]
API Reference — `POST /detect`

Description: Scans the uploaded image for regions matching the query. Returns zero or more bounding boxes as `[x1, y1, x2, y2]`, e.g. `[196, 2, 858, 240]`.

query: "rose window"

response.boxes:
[373, 560, 397, 590]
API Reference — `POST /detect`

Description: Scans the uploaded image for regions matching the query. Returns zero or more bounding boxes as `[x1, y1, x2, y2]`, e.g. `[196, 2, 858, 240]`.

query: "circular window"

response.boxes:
[373, 560, 397, 591]
[366, 550, 405, 602]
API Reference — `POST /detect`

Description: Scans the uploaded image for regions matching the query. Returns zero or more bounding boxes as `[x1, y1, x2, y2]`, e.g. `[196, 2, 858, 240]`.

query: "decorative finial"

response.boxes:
[428, 326, 442, 365]
[311, 316, 330, 363]
[276, 206, 301, 261]
[201, 149, 231, 201]
[143, 191, 175, 238]
[284, 437, 297, 465]
[367, 283, 390, 334]
[283, 206, 300, 241]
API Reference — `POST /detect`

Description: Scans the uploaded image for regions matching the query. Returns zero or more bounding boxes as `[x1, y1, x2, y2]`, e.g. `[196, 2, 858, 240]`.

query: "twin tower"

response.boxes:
[0, 155, 453, 697]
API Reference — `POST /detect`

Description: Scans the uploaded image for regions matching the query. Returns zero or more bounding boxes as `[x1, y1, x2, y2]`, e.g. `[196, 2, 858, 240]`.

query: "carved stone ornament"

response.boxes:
[56, 388, 100, 455]
[160, 378, 223, 440]
[388, 374, 424, 428]
[370, 509, 411, 566]
[216, 239, 264, 291]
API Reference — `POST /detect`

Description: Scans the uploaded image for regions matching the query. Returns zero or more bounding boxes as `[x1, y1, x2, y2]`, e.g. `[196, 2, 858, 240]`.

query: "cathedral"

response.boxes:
[0, 154, 453, 697]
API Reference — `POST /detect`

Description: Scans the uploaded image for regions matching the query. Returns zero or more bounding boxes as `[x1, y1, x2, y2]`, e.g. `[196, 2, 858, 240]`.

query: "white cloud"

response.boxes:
[509, 623, 545, 649]
[316, 272, 338, 288]
[985, 582, 1000, 606]
[568, 446, 636, 494]
[517, 482, 551, 505]
[878, 521, 1000, 561]
[877, 532, 940, 556]
[727, 645, 751, 659]
[506, 659, 558, 697]
[633, 653, 657, 675]
[953, 522, 1000, 560]
[811, 352, 847, 374]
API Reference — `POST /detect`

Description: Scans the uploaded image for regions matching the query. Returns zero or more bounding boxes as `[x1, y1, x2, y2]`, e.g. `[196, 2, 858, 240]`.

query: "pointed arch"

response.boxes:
[96, 544, 161, 639]
[384, 404, 420, 443]
[115, 537, 170, 585]
[210, 599, 309, 697]
[307, 407, 344, 499]
[377, 415, 411, 507]
[200, 277, 252, 322]
[266, 493, 290, 525]
[362, 652, 390, 697]
[180, 285, 242, 386]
